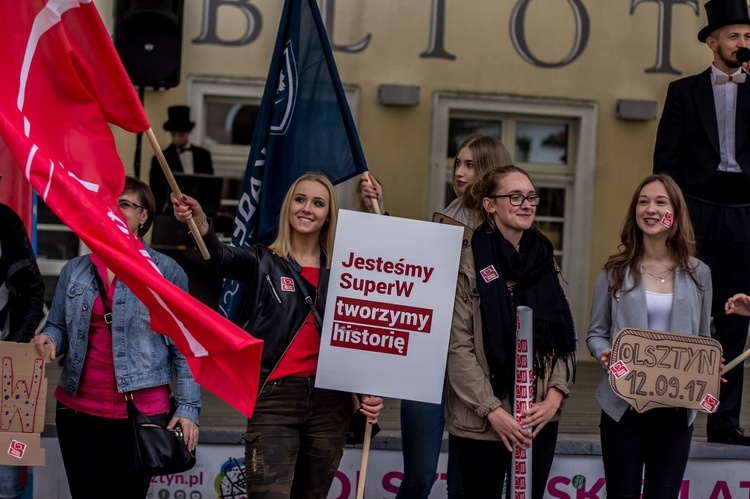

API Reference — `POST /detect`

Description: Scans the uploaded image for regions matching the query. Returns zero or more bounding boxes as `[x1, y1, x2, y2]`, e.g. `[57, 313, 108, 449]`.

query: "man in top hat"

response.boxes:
[150, 105, 214, 214]
[654, 0, 750, 445]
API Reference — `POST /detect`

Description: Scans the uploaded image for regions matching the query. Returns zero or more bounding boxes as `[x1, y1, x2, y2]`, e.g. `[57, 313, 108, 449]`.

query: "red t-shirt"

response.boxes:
[268, 266, 321, 380]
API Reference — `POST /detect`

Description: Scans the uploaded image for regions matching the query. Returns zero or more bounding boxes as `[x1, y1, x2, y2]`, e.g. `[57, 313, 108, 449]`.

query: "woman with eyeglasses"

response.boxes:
[587, 174, 712, 499]
[33, 177, 201, 499]
[361, 135, 512, 499]
[446, 165, 577, 499]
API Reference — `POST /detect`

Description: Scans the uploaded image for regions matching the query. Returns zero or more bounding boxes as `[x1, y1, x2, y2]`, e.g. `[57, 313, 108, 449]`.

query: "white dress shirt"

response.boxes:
[711, 65, 746, 173]
[177, 146, 194, 174]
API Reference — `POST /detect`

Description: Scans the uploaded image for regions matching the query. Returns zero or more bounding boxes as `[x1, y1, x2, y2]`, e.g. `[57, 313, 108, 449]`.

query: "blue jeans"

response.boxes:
[0, 466, 21, 499]
[396, 398, 463, 499]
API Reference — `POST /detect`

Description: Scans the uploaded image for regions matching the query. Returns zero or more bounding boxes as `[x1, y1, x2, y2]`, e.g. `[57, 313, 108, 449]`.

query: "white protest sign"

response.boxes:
[315, 210, 464, 403]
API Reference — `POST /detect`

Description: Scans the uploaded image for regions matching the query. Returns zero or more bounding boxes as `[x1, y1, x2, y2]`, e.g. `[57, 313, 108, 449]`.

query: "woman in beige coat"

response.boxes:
[446, 165, 577, 499]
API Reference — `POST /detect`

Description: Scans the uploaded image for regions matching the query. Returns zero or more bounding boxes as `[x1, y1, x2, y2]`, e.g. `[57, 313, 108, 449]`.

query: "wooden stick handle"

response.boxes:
[724, 348, 750, 374]
[361, 172, 382, 215]
[144, 128, 210, 260]
[355, 418, 373, 499]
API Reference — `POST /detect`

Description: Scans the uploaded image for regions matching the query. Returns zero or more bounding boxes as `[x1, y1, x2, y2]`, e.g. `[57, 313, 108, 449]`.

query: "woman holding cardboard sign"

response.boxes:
[445, 165, 577, 499]
[587, 174, 712, 499]
[173, 172, 382, 497]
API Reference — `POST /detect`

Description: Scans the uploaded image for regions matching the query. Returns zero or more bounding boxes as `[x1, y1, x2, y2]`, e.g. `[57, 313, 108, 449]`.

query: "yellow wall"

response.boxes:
[99, 0, 715, 336]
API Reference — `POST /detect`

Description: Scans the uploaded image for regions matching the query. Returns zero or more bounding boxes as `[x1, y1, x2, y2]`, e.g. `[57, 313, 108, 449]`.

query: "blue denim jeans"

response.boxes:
[0, 466, 21, 499]
[396, 398, 463, 499]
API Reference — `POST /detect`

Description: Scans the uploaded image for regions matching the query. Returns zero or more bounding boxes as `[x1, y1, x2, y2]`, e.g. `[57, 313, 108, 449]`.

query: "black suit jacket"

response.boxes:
[150, 144, 214, 214]
[654, 68, 750, 193]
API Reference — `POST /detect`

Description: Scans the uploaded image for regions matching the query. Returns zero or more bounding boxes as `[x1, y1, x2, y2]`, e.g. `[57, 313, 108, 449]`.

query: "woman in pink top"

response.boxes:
[34, 177, 201, 499]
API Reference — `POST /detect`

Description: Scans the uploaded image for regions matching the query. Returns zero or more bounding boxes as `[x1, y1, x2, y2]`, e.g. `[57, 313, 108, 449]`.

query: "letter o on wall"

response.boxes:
[509, 0, 590, 68]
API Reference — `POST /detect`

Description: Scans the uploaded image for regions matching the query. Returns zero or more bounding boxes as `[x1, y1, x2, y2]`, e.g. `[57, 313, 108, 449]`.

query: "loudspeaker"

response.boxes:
[114, 0, 184, 89]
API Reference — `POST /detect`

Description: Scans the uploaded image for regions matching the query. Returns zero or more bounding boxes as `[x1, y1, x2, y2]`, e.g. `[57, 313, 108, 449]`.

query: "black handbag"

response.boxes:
[126, 395, 197, 476]
[91, 265, 196, 476]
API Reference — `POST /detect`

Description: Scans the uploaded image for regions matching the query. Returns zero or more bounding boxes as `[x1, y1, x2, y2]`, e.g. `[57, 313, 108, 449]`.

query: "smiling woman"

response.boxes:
[586, 174, 713, 499]
[446, 165, 577, 499]
[172, 172, 384, 497]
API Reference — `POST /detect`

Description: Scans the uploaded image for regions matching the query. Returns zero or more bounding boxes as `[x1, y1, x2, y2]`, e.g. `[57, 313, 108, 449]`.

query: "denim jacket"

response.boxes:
[41, 243, 201, 423]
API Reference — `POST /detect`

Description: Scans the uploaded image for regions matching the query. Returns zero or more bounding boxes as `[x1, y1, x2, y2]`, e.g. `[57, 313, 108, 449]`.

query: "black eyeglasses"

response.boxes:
[118, 200, 146, 211]
[487, 194, 540, 206]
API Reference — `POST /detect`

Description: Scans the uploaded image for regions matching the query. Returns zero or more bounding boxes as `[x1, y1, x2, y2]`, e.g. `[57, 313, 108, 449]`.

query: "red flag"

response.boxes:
[0, 0, 262, 417]
[0, 165, 34, 238]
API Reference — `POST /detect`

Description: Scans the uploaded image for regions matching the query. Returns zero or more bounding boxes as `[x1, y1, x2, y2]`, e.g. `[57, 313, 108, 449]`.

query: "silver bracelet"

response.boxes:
[188, 216, 209, 235]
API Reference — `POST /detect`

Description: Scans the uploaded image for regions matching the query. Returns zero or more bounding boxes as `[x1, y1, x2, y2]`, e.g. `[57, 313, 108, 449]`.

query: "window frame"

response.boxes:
[430, 92, 597, 328]
[187, 75, 362, 209]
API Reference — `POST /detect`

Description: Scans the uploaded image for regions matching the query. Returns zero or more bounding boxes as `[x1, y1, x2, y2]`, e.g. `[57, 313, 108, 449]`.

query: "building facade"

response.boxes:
[37, 0, 714, 343]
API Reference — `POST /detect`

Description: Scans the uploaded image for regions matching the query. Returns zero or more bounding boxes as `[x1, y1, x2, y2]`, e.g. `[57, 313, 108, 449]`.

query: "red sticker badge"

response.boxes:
[660, 211, 674, 228]
[280, 277, 295, 292]
[517, 339, 529, 353]
[700, 393, 720, 413]
[610, 360, 630, 379]
[479, 265, 500, 283]
[7, 440, 26, 459]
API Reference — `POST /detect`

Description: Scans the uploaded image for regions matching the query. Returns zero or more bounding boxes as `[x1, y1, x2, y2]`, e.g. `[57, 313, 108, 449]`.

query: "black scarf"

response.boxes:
[472, 223, 577, 400]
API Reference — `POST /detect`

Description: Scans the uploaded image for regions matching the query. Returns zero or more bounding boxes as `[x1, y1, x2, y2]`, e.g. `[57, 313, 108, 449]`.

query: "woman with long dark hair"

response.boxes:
[587, 174, 712, 498]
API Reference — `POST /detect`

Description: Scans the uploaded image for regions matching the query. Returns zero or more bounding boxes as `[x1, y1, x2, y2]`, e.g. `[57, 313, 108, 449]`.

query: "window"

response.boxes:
[187, 76, 362, 211]
[431, 93, 597, 327]
[36, 199, 88, 277]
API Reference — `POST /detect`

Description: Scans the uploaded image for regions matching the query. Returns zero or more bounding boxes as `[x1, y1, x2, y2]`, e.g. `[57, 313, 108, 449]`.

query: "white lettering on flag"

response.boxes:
[67, 170, 100, 193]
[19, 0, 101, 196]
[19, 0, 93, 112]
[148, 289, 209, 358]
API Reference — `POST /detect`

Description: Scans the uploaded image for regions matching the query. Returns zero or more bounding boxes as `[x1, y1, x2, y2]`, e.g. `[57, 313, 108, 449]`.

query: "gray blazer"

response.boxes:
[586, 257, 712, 426]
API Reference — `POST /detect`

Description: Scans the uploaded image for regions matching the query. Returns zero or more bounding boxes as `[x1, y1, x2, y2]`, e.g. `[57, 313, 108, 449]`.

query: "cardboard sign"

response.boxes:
[0, 342, 50, 466]
[431, 212, 473, 248]
[315, 210, 463, 403]
[609, 328, 722, 413]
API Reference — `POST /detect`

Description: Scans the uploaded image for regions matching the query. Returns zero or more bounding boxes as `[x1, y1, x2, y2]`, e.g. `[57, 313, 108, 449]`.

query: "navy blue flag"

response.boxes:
[219, 0, 368, 320]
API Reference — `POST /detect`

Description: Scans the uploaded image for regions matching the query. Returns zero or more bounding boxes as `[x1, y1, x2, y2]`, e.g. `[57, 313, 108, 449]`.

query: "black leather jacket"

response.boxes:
[203, 226, 329, 392]
[0, 203, 44, 343]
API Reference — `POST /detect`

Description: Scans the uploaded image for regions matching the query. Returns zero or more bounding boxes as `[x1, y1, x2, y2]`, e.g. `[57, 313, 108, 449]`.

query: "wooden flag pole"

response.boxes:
[361, 172, 382, 215]
[724, 348, 750, 374]
[144, 128, 210, 260]
[355, 419, 374, 499]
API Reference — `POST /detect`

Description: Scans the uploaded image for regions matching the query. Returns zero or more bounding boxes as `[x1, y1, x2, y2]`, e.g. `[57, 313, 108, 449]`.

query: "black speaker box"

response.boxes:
[114, 0, 184, 88]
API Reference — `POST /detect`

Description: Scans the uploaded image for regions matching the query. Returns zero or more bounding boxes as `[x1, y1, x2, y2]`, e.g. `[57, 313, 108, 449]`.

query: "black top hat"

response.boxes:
[163, 105, 195, 132]
[698, 0, 750, 42]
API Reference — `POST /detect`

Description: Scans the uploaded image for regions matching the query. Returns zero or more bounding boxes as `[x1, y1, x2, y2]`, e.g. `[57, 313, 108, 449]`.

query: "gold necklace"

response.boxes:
[641, 265, 673, 283]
